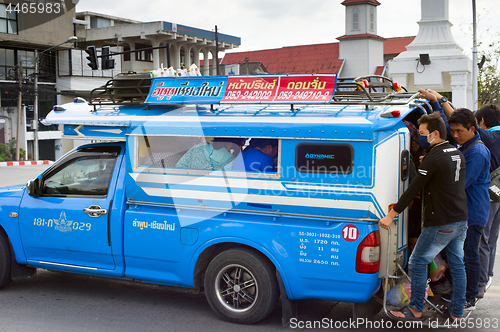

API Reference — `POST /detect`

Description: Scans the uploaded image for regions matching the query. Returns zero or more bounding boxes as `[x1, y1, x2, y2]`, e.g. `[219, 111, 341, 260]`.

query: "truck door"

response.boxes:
[19, 145, 122, 271]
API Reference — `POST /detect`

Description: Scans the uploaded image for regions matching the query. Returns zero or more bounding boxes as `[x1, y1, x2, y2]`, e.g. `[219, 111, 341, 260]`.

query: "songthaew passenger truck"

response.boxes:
[0, 74, 450, 325]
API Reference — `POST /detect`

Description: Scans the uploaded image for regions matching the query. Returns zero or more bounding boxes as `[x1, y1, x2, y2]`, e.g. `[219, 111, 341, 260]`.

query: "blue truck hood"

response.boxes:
[0, 184, 26, 192]
[0, 184, 25, 206]
[0, 185, 24, 224]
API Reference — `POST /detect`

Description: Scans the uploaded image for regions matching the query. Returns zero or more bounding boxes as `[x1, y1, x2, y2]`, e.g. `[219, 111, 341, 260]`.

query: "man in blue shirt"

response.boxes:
[232, 138, 278, 173]
[448, 109, 491, 310]
[420, 89, 491, 310]
[473, 105, 500, 297]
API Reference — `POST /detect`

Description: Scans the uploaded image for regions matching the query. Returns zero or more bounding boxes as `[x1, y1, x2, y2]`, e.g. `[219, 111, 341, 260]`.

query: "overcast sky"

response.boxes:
[76, 0, 499, 57]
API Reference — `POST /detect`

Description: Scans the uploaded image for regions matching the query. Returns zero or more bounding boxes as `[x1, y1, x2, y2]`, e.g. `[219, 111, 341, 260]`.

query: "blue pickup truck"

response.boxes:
[0, 74, 430, 324]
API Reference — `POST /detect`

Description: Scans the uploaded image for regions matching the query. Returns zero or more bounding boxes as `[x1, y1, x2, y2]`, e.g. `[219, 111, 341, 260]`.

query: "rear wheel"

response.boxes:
[0, 232, 12, 288]
[204, 248, 279, 324]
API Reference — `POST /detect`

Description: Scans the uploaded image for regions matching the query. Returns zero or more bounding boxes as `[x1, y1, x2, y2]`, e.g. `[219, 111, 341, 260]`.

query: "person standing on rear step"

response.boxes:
[428, 92, 500, 299]
[379, 112, 468, 321]
[419, 89, 491, 311]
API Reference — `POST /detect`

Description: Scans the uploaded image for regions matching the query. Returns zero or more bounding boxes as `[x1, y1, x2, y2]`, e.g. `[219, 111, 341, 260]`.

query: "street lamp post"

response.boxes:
[472, 0, 478, 109]
[33, 36, 77, 161]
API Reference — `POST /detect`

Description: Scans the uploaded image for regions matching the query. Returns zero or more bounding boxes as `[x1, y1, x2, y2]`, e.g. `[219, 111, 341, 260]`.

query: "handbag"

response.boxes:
[490, 165, 500, 202]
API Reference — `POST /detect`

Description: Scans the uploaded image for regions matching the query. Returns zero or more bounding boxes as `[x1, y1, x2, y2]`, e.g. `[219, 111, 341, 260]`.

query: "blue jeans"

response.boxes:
[479, 202, 500, 286]
[465, 224, 484, 300]
[409, 221, 467, 318]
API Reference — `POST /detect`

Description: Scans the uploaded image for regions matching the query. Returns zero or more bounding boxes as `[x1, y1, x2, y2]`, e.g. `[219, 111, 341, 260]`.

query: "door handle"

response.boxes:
[84, 205, 107, 218]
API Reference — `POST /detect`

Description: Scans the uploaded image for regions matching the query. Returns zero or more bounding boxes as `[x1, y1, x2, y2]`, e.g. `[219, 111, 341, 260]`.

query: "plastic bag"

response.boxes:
[177, 68, 188, 77]
[387, 278, 430, 307]
[150, 64, 177, 78]
[429, 253, 447, 282]
[166, 66, 177, 77]
[189, 63, 201, 76]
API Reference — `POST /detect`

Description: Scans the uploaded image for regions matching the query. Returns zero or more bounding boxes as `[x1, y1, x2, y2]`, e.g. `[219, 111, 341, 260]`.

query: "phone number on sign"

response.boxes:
[6, 2, 62, 15]
[276, 90, 330, 100]
[224, 90, 274, 100]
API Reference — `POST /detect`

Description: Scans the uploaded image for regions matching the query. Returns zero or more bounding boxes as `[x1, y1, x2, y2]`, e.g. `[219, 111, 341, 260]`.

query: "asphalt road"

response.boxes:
[0, 164, 52, 187]
[1, 165, 500, 331]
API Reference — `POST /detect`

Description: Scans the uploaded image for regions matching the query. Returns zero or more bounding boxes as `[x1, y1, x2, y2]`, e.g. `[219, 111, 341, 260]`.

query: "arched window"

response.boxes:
[370, 7, 375, 31]
[352, 7, 359, 31]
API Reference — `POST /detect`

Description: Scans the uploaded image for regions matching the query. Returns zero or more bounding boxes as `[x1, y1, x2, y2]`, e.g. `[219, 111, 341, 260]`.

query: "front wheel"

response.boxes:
[0, 232, 12, 288]
[204, 248, 279, 324]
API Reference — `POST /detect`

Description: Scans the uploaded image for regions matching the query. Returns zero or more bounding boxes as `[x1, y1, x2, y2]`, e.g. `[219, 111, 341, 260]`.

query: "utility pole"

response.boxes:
[33, 36, 77, 160]
[472, 0, 478, 109]
[16, 62, 22, 161]
[215, 25, 220, 75]
[34, 49, 39, 161]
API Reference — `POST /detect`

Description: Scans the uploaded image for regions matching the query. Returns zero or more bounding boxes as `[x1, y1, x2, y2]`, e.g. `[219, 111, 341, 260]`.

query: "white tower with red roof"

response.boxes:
[338, 0, 385, 78]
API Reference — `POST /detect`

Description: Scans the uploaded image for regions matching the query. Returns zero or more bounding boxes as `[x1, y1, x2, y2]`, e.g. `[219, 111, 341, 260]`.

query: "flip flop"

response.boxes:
[387, 306, 424, 321]
[442, 308, 462, 321]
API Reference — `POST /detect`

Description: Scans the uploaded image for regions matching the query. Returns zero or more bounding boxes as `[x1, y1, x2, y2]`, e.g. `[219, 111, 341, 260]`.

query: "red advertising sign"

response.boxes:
[222, 76, 279, 103]
[274, 75, 336, 103]
[221, 74, 336, 104]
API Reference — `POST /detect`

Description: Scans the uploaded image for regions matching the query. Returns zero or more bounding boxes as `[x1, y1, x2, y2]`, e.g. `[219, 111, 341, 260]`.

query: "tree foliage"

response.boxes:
[0, 139, 26, 162]
[478, 33, 500, 106]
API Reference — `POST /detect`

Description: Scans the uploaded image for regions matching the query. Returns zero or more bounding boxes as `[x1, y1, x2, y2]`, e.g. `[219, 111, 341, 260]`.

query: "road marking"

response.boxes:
[485, 285, 500, 297]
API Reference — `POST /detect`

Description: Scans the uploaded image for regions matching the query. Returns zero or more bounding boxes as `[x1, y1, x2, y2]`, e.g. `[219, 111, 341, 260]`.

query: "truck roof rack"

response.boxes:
[89, 73, 420, 107]
[332, 75, 419, 105]
[89, 73, 151, 105]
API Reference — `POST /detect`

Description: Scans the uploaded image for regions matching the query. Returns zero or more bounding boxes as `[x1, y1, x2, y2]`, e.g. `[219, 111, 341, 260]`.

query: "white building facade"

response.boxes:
[388, 0, 473, 108]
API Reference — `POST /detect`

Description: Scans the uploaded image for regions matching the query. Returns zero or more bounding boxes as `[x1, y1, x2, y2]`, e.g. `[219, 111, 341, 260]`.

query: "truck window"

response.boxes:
[137, 136, 279, 173]
[41, 147, 120, 197]
[295, 143, 353, 174]
[138, 136, 203, 168]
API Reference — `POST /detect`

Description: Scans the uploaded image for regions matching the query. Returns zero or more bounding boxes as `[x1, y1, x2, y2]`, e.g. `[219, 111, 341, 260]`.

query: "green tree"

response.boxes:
[478, 33, 500, 106]
[0, 138, 26, 162]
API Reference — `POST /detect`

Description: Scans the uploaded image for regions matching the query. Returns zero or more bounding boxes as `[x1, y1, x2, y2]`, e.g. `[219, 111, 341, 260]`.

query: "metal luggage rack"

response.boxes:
[87, 74, 425, 110]
[332, 75, 420, 106]
[89, 72, 152, 106]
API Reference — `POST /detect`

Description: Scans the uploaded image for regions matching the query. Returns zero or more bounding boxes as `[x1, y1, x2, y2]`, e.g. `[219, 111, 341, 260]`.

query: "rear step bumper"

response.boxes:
[381, 227, 477, 327]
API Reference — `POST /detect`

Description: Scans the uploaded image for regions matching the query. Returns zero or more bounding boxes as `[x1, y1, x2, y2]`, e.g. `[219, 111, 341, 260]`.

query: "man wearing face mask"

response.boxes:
[419, 90, 491, 310]
[379, 112, 468, 321]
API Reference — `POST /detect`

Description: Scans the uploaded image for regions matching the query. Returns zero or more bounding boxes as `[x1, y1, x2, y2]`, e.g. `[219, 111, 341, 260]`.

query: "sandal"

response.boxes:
[442, 308, 462, 321]
[387, 306, 423, 321]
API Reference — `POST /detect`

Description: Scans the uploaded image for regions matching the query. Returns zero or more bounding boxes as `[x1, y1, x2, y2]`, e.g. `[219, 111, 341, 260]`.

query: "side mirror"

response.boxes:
[26, 178, 40, 197]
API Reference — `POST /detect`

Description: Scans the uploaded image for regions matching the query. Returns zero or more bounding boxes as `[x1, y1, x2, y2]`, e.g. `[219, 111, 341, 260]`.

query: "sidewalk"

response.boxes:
[0, 160, 53, 167]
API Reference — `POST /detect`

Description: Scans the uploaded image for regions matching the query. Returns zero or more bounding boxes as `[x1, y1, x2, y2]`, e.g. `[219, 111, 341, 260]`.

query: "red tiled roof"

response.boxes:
[222, 43, 344, 75]
[374, 66, 386, 75]
[199, 59, 213, 66]
[337, 33, 386, 41]
[341, 0, 381, 5]
[221, 37, 414, 75]
[384, 36, 415, 55]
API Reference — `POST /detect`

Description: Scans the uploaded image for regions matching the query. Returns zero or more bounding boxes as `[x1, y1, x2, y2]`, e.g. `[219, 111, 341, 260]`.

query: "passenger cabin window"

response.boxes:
[41, 146, 120, 196]
[295, 143, 353, 174]
[137, 136, 279, 175]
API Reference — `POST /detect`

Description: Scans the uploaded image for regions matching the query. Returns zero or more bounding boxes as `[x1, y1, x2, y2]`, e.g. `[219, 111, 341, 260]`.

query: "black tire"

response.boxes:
[204, 248, 279, 324]
[0, 232, 12, 288]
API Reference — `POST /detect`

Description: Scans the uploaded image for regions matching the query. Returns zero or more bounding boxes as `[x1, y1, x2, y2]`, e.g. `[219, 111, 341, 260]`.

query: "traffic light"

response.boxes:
[101, 46, 115, 70]
[85, 46, 98, 70]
